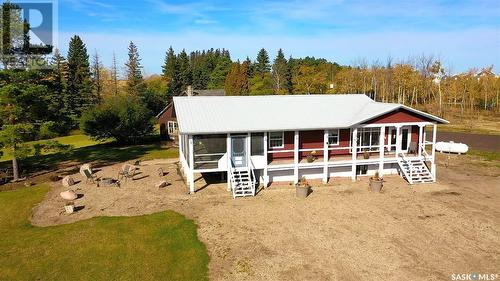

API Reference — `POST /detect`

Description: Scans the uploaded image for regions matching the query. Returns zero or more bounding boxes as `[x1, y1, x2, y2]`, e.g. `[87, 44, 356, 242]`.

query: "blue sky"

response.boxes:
[55, 0, 500, 75]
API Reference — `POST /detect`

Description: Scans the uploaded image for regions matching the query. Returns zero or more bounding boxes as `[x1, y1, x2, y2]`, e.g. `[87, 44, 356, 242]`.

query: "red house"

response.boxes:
[156, 87, 224, 140]
[173, 94, 448, 198]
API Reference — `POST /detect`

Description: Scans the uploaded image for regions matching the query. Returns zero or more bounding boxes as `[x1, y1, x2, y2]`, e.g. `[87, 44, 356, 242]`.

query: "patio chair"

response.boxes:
[408, 141, 418, 155]
[118, 164, 138, 181]
[83, 169, 97, 184]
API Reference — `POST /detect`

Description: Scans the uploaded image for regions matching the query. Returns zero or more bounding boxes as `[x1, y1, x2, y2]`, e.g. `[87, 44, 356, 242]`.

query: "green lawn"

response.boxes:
[0, 134, 178, 173]
[0, 185, 209, 280]
[0, 134, 105, 162]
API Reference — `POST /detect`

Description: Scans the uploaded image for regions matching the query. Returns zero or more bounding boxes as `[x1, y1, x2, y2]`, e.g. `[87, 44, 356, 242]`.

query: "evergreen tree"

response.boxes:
[177, 49, 192, 89]
[161, 46, 176, 82]
[124, 41, 145, 96]
[255, 48, 270, 78]
[272, 49, 289, 94]
[47, 49, 70, 129]
[111, 52, 119, 95]
[91, 50, 102, 103]
[66, 35, 92, 119]
[208, 55, 231, 89]
[166, 59, 182, 103]
[244, 56, 253, 78]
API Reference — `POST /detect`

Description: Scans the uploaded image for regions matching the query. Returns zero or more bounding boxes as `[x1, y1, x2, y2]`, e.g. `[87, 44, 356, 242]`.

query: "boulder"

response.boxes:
[62, 176, 75, 187]
[60, 190, 77, 200]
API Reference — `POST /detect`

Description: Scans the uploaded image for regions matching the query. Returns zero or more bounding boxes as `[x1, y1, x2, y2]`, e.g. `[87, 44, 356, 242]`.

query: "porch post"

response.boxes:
[395, 125, 401, 156]
[323, 130, 328, 183]
[188, 135, 195, 194]
[263, 132, 269, 187]
[226, 133, 231, 191]
[294, 130, 299, 184]
[351, 128, 357, 182]
[378, 126, 385, 177]
[178, 133, 184, 162]
[431, 124, 437, 181]
[247, 132, 251, 167]
[418, 125, 423, 157]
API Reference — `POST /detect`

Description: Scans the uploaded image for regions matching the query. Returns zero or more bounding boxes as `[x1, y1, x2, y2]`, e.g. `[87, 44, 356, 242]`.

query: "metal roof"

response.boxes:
[173, 94, 448, 134]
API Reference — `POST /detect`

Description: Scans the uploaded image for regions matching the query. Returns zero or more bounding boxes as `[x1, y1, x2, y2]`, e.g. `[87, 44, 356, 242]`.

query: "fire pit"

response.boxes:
[98, 178, 119, 187]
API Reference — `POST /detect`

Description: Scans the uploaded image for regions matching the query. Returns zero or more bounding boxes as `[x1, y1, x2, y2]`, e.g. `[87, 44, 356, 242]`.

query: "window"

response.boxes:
[251, 133, 264, 155]
[354, 128, 381, 151]
[327, 130, 339, 146]
[167, 121, 178, 134]
[268, 131, 284, 149]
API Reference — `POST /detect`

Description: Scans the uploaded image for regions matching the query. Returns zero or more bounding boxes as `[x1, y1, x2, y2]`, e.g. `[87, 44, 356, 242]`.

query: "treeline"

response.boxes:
[164, 46, 499, 117]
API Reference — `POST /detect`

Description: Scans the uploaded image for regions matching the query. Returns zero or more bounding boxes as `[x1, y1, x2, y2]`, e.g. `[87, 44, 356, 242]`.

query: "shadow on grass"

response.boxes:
[0, 141, 178, 175]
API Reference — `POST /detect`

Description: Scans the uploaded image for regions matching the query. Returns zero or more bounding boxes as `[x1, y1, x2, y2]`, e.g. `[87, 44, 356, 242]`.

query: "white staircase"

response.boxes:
[229, 168, 256, 198]
[397, 153, 434, 184]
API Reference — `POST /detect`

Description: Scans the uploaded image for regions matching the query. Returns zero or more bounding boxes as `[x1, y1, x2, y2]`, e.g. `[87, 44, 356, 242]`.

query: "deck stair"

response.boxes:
[397, 153, 434, 184]
[230, 168, 256, 198]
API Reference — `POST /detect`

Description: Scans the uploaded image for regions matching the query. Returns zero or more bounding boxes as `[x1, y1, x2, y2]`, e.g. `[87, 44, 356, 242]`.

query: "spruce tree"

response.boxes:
[255, 48, 270, 78]
[177, 49, 192, 90]
[162, 46, 176, 82]
[125, 41, 145, 96]
[111, 52, 119, 95]
[166, 59, 182, 103]
[272, 49, 289, 94]
[91, 50, 102, 103]
[244, 56, 253, 78]
[47, 49, 71, 130]
[66, 35, 92, 118]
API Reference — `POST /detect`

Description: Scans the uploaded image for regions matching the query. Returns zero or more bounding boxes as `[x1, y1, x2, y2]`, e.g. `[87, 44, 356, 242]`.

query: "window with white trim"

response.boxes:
[354, 128, 380, 151]
[268, 131, 284, 149]
[167, 121, 178, 134]
[327, 129, 339, 146]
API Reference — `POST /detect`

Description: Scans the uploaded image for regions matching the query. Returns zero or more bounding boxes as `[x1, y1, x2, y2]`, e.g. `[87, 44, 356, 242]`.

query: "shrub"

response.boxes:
[80, 96, 155, 144]
[39, 121, 60, 139]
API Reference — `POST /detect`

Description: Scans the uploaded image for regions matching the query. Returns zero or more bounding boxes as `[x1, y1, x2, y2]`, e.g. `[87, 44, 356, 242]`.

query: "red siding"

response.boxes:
[268, 129, 352, 161]
[268, 131, 295, 160]
[158, 105, 176, 124]
[366, 108, 434, 124]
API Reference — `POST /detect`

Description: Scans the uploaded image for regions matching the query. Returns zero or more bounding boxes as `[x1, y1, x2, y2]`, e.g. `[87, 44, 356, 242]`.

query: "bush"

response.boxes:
[39, 121, 60, 139]
[80, 96, 155, 144]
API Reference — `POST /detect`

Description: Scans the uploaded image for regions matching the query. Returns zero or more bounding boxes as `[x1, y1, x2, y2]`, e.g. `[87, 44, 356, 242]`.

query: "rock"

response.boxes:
[62, 176, 75, 187]
[156, 180, 168, 188]
[60, 190, 77, 200]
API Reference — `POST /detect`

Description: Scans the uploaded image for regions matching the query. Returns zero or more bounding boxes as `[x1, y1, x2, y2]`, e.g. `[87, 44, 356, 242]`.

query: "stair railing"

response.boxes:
[398, 152, 414, 184]
[249, 158, 257, 196]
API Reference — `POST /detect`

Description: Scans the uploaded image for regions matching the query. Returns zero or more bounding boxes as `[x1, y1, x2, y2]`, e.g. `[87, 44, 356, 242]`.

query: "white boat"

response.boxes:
[435, 141, 469, 154]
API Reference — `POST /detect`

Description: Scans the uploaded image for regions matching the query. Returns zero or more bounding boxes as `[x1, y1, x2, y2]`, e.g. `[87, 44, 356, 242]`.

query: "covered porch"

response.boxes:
[177, 121, 439, 194]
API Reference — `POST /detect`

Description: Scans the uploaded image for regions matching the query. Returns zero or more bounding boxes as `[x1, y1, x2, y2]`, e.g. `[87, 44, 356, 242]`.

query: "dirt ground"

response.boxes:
[31, 154, 500, 281]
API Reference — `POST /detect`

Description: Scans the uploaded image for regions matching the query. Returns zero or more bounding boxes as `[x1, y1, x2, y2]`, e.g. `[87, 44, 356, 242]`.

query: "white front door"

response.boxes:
[231, 135, 247, 168]
[389, 126, 411, 152]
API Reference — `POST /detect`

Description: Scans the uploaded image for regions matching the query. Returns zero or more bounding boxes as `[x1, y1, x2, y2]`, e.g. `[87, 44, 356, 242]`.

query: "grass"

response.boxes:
[0, 134, 178, 174]
[468, 150, 500, 161]
[0, 134, 106, 162]
[0, 184, 209, 280]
